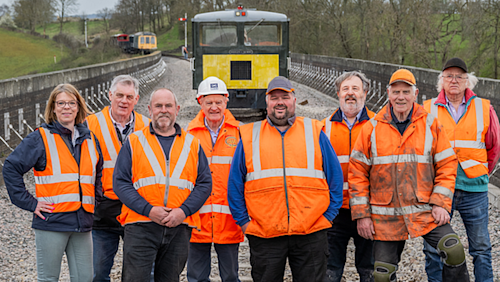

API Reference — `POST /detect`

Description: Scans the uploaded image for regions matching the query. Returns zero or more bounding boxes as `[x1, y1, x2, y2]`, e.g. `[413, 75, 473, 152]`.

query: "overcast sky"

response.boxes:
[0, 0, 119, 15]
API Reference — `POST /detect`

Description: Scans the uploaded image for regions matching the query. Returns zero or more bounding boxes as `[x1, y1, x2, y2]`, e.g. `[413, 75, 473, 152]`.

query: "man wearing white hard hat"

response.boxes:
[186, 77, 243, 282]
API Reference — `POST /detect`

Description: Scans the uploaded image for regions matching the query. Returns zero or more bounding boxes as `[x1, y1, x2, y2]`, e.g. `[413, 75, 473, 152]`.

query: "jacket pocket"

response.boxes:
[369, 190, 393, 205]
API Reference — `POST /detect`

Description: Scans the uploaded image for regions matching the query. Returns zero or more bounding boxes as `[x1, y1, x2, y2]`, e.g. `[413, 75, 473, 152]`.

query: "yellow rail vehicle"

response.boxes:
[191, 7, 290, 110]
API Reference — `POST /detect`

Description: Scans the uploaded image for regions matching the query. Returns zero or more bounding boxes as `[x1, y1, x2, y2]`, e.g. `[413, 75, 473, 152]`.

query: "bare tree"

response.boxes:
[57, 0, 78, 33]
[12, 0, 55, 32]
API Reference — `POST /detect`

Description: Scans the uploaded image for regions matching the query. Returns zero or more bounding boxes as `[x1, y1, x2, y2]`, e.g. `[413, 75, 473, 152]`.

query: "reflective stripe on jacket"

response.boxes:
[322, 107, 375, 209]
[348, 103, 458, 241]
[240, 117, 331, 238]
[117, 126, 202, 229]
[187, 109, 244, 244]
[86, 106, 150, 199]
[34, 127, 99, 213]
[424, 95, 490, 179]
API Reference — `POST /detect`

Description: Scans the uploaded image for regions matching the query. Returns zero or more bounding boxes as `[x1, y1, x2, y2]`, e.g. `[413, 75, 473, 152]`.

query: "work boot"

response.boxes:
[324, 268, 343, 282]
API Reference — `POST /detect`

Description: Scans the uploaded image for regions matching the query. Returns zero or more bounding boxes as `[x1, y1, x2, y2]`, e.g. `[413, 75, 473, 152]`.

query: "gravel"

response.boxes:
[1, 57, 499, 281]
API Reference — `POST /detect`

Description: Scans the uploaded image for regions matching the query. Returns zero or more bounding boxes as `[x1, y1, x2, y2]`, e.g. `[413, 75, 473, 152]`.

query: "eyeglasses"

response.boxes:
[55, 100, 78, 108]
[443, 74, 467, 82]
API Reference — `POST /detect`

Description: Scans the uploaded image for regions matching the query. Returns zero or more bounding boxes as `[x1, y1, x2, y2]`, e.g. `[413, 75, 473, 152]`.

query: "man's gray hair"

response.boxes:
[149, 88, 179, 106]
[110, 75, 140, 96]
[436, 72, 478, 93]
[335, 71, 371, 93]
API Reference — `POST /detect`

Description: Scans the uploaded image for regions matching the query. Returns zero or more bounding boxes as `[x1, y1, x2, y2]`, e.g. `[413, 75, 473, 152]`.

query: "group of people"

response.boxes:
[2, 57, 499, 282]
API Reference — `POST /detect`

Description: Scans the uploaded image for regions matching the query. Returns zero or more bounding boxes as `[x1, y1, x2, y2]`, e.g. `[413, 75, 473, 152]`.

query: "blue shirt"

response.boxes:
[227, 119, 344, 227]
[342, 109, 364, 130]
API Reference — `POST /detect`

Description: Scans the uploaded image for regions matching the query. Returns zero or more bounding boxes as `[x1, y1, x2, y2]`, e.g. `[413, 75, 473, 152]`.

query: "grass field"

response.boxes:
[157, 22, 186, 52]
[0, 28, 70, 80]
[35, 20, 106, 40]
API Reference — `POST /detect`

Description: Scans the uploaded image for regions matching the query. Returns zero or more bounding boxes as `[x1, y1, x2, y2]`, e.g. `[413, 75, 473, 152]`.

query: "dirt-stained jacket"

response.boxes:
[348, 103, 458, 241]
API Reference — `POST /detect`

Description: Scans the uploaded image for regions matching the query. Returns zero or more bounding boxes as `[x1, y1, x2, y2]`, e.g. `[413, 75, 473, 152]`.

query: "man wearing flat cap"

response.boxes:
[423, 58, 500, 282]
[227, 76, 344, 281]
[349, 69, 470, 281]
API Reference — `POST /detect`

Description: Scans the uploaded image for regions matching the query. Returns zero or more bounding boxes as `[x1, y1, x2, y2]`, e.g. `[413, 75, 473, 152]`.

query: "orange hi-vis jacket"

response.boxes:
[117, 126, 202, 229]
[187, 109, 244, 244]
[348, 104, 458, 241]
[86, 106, 150, 200]
[424, 95, 490, 179]
[240, 117, 331, 238]
[34, 127, 100, 213]
[322, 107, 375, 209]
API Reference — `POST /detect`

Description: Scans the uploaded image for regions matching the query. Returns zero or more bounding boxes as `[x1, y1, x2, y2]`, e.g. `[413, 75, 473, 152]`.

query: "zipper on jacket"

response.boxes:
[281, 134, 290, 227]
[164, 159, 170, 207]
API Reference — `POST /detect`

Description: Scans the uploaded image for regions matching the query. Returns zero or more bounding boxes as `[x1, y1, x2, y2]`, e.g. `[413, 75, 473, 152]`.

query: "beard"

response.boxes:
[340, 94, 366, 117]
[268, 105, 292, 126]
[153, 113, 175, 133]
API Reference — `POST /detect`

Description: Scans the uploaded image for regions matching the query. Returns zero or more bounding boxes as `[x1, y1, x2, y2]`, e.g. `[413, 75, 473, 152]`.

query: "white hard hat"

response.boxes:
[196, 76, 229, 101]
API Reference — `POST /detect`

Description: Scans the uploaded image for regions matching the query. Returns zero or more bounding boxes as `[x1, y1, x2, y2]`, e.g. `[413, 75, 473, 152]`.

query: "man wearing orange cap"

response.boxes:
[349, 69, 470, 281]
[186, 77, 243, 282]
[228, 76, 344, 281]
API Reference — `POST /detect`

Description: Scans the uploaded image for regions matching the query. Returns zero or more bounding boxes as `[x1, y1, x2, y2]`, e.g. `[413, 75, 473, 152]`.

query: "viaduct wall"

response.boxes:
[290, 53, 500, 113]
[0, 51, 161, 157]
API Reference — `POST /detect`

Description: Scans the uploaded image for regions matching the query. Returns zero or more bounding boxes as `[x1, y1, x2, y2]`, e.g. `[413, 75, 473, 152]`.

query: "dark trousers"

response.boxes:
[187, 242, 240, 282]
[247, 230, 328, 282]
[92, 229, 124, 282]
[122, 222, 192, 282]
[374, 224, 468, 282]
[326, 208, 374, 282]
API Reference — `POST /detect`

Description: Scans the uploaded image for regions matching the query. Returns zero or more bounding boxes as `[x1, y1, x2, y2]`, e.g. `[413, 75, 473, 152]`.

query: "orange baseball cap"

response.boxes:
[389, 69, 416, 86]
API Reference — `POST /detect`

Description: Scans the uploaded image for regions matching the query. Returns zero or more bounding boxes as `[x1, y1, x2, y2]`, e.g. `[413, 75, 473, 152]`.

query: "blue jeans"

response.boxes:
[35, 229, 93, 282]
[423, 190, 493, 282]
[187, 243, 240, 282]
[92, 229, 124, 282]
[326, 208, 373, 282]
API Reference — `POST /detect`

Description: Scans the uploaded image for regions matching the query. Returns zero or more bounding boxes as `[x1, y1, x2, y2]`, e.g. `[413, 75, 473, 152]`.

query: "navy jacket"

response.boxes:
[113, 123, 212, 220]
[3, 121, 104, 232]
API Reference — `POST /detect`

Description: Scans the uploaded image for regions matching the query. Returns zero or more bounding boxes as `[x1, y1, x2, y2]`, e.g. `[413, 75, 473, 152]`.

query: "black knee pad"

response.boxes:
[437, 233, 466, 266]
[374, 261, 397, 282]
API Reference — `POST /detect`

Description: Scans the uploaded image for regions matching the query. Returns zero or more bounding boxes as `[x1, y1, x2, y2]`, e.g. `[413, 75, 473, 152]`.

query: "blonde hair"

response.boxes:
[44, 84, 90, 125]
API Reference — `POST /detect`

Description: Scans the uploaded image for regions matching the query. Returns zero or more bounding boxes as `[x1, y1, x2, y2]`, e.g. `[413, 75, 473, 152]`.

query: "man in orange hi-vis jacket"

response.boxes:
[322, 71, 375, 282]
[186, 77, 243, 282]
[348, 69, 470, 282]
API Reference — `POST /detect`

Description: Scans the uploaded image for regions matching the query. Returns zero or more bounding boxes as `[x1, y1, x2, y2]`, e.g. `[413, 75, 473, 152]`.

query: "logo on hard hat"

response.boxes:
[210, 83, 218, 90]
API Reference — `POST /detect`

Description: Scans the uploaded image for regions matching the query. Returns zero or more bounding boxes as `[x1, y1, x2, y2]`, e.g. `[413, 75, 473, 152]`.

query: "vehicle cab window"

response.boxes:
[244, 23, 281, 46]
[200, 23, 238, 46]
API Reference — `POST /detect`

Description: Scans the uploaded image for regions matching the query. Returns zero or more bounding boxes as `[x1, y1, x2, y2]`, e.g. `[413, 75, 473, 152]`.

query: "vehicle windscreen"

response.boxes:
[200, 23, 238, 46]
[244, 23, 281, 46]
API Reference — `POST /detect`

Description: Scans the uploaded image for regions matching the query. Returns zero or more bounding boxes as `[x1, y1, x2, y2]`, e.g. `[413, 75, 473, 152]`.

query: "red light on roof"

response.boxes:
[237, 5, 243, 10]
[242, 11, 246, 16]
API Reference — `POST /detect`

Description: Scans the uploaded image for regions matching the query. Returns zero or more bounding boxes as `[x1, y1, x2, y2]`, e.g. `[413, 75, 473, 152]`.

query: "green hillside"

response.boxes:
[35, 20, 104, 41]
[0, 28, 70, 80]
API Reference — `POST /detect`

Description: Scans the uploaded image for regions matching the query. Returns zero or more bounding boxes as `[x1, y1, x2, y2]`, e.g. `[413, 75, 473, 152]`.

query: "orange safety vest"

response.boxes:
[86, 106, 150, 200]
[187, 109, 244, 244]
[349, 104, 457, 241]
[322, 107, 375, 209]
[34, 127, 99, 213]
[117, 126, 202, 229]
[240, 117, 331, 238]
[424, 96, 490, 179]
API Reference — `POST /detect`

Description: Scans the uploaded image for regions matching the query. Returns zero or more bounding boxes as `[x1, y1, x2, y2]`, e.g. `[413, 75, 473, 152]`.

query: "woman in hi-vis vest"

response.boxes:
[3, 84, 103, 282]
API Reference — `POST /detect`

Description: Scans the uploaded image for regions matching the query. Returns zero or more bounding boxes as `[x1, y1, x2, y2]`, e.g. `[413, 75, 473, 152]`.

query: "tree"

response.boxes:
[12, 0, 55, 32]
[57, 0, 78, 33]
